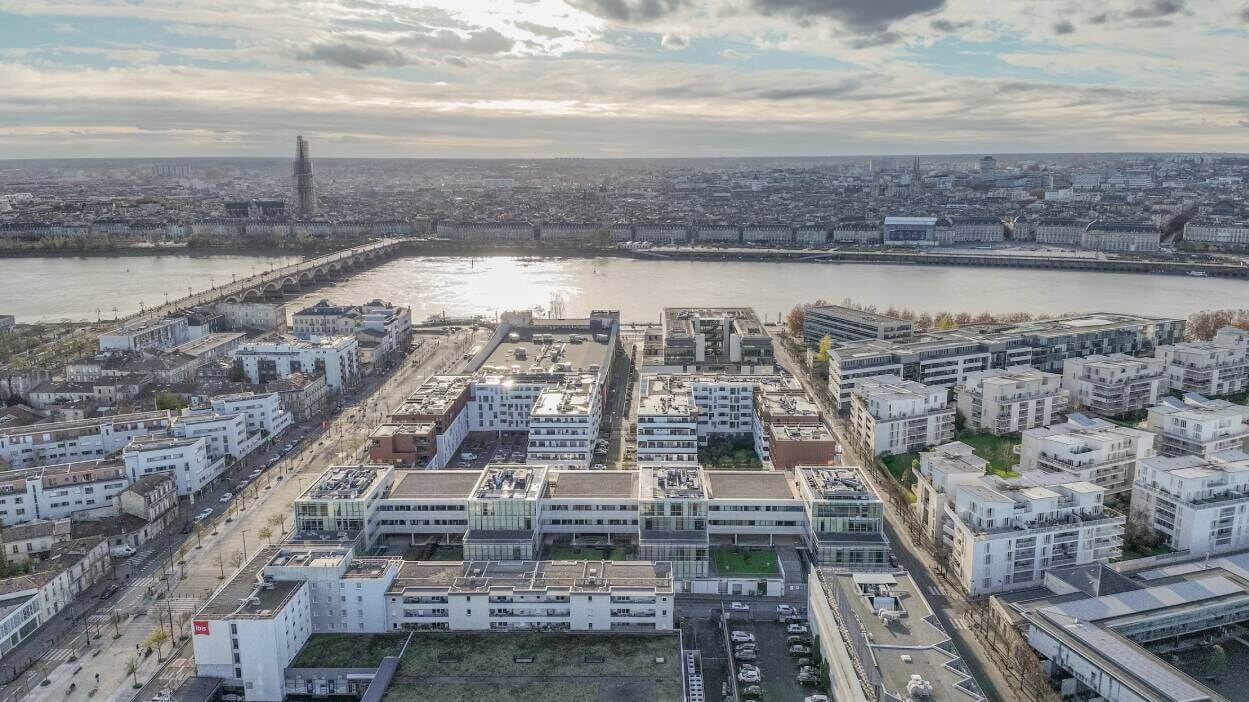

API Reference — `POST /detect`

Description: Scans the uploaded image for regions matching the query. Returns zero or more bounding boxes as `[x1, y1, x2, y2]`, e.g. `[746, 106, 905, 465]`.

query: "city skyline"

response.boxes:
[2, 0, 1249, 159]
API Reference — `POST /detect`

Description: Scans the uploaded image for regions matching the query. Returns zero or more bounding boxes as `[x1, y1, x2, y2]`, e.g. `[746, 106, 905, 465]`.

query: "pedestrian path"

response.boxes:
[42, 648, 76, 663]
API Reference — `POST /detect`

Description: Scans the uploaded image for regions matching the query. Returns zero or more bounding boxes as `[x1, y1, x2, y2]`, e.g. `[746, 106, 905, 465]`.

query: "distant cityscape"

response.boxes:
[2, 141, 1249, 254]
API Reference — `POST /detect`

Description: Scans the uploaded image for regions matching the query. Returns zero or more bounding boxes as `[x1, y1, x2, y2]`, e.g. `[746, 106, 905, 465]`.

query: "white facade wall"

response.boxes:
[1132, 451, 1249, 555]
[1156, 340, 1249, 398]
[1183, 221, 1249, 249]
[956, 367, 1066, 435]
[211, 392, 293, 437]
[1018, 417, 1155, 495]
[124, 436, 226, 497]
[1062, 354, 1165, 417]
[191, 585, 311, 702]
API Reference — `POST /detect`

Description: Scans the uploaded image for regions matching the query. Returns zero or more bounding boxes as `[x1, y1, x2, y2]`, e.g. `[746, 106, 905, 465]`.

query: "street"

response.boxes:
[1, 326, 484, 702]
[769, 332, 1019, 702]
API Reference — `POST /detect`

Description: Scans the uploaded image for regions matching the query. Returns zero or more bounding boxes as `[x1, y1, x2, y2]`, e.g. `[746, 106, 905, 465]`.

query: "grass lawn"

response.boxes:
[545, 545, 636, 561]
[712, 547, 780, 577]
[881, 452, 919, 483]
[384, 682, 600, 702]
[956, 431, 1021, 477]
[1120, 543, 1175, 561]
[392, 632, 683, 702]
[290, 633, 407, 668]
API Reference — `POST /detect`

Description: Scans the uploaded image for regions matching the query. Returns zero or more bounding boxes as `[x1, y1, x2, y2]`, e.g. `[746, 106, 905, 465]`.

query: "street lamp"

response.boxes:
[241, 530, 249, 560]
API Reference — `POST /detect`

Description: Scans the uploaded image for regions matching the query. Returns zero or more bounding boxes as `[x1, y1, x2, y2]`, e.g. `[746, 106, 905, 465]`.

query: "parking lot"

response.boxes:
[720, 606, 818, 702]
[447, 431, 528, 469]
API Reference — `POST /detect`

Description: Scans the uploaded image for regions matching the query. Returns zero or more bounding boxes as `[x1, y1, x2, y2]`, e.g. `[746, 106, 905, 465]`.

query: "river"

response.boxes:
[3, 254, 1246, 324]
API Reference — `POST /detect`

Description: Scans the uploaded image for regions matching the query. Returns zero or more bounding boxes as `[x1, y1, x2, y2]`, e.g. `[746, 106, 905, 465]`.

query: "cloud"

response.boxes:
[1239, 5, 1249, 22]
[292, 41, 410, 69]
[1126, 0, 1187, 19]
[660, 33, 690, 49]
[513, 21, 572, 39]
[749, 0, 946, 33]
[1053, 20, 1076, 34]
[929, 18, 972, 33]
[399, 28, 515, 55]
[569, 0, 689, 22]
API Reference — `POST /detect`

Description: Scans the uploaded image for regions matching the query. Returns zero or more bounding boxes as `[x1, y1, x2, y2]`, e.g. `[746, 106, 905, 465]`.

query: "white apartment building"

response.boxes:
[171, 408, 263, 464]
[234, 335, 360, 392]
[1155, 331, 1249, 398]
[1183, 220, 1249, 249]
[123, 434, 226, 498]
[636, 379, 699, 466]
[956, 366, 1067, 436]
[1132, 450, 1249, 555]
[0, 460, 130, 526]
[525, 380, 601, 469]
[210, 392, 293, 438]
[914, 442, 1123, 596]
[291, 299, 411, 367]
[0, 410, 172, 469]
[192, 544, 674, 701]
[849, 375, 955, 457]
[1019, 413, 1155, 495]
[1062, 354, 1166, 417]
[0, 537, 109, 660]
[99, 317, 190, 352]
[1034, 218, 1089, 246]
[214, 301, 285, 332]
[1146, 393, 1249, 458]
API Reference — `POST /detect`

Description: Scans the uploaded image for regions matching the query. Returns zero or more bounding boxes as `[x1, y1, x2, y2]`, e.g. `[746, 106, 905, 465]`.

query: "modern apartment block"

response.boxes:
[656, 307, 773, 372]
[955, 366, 1066, 435]
[849, 375, 955, 457]
[123, 434, 226, 498]
[288, 462, 887, 583]
[1155, 327, 1249, 397]
[234, 335, 361, 392]
[1062, 353, 1166, 416]
[99, 316, 190, 352]
[1019, 413, 1155, 495]
[827, 313, 1183, 409]
[191, 544, 675, 701]
[914, 441, 1123, 595]
[802, 305, 913, 345]
[636, 373, 834, 469]
[1145, 393, 1249, 458]
[0, 410, 172, 469]
[1132, 450, 1249, 556]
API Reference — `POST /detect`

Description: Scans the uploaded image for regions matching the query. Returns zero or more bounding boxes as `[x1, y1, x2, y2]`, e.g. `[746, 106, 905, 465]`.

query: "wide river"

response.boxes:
[3, 253, 1246, 324]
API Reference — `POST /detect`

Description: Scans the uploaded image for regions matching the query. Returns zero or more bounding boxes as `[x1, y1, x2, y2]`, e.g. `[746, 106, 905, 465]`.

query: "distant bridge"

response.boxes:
[214, 239, 400, 303]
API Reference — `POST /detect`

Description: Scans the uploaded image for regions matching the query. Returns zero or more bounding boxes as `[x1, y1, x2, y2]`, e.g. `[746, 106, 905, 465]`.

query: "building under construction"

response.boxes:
[293, 135, 316, 218]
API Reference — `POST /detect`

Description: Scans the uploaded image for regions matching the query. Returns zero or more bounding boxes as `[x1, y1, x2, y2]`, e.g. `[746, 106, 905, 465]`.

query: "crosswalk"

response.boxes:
[43, 648, 77, 662]
[949, 616, 972, 631]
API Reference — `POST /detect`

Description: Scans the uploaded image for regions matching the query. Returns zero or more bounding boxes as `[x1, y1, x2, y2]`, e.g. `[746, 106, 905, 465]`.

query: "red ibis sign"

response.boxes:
[193, 620, 210, 636]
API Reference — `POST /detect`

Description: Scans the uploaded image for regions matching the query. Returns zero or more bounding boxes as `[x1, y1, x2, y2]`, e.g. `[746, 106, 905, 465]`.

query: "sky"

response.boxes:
[0, 0, 1247, 159]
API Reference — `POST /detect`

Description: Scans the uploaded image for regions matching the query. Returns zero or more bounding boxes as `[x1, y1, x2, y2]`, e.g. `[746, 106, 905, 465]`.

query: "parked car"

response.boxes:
[789, 645, 812, 656]
[98, 584, 120, 600]
[805, 696, 831, 702]
[795, 657, 813, 668]
[180, 522, 193, 534]
[740, 684, 763, 698]
[781, 615, 805, 625]
[195, 507, 213, 521]
[734, 642, 757, 651]
[738, 669, 761, 684]
[776, 604, 796, 617]
[797, 670, 821, 686]
[735, 650, 757, 662]
[219, 492, 233, 503]
[787, 624, 809, 635]
[461, 452, 477, 461]
[729, 601, 749, 612]
[730, 631, 756, 643]
[110, 545, 136, 557]
[787, 635, 811, 646]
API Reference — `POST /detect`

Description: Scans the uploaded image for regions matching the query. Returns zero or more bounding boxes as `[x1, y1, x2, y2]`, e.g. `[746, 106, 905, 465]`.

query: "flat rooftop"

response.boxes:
[389, 470, 480, 499]
[388, 560, 673, 594]
[393, 375, 470, 416]
[829, 569, 986, 701]
[808, 304, 911, 326]
[799, 467, 877, 500]
[301, 466, 384, 501]
[546, 471, 638, 499]
[472, 466, 546, 500]
[662, 307, 766, 339]
[476, 329, 611, 376]
[640, 467, 705, 499]
[198, 545, 303, 619]
[704, 471, 797, 500]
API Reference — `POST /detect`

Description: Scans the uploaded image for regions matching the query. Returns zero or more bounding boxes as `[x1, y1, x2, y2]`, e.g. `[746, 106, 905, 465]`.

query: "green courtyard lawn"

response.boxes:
[956, 431, 1021, 478]
[712, 547, 780, 577]
[544, 544, 636, 561]
[699, 435, 763, 470]
[390, 632, 683, 702]
[290, 633, 407, 668]
[881, 452, 919, 484]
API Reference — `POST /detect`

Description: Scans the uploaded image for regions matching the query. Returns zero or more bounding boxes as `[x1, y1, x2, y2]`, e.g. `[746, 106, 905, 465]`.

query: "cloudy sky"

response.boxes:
[1, 0, 1247, 158]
